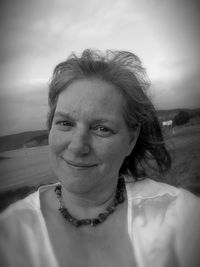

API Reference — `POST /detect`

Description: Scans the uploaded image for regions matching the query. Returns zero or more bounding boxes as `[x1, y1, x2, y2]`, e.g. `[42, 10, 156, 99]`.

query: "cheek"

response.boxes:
[97, 139, 131, 166]
[48, 130, 65, 173]
[48, 130, 57, 152]
[48, 128, 65, 155]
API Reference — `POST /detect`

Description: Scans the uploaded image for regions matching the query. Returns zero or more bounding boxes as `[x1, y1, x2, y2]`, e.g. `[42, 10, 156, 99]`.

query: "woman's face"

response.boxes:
[49, 78, 138, 195]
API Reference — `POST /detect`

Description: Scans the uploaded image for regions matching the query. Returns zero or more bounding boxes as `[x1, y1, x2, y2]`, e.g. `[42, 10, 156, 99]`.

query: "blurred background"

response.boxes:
[0, 0, 200, 209]
[0, 0, 200, 135]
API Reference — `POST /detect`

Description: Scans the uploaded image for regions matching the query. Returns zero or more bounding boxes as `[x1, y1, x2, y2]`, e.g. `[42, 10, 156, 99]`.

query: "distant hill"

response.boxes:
[0, 130, 48, 152]
[0, 108, 199, 152]
[156, 108, 200, 121]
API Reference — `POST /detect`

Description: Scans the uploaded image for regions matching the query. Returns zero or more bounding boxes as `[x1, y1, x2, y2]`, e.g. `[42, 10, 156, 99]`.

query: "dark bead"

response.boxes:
[55, 184, 61, 191]
[114, 199, 118, 206]
[55, 185, 62, 195]
[72, 220, 81, 227]
[116, 191, 120, 196]
[84, 219, 92, 225]
[60, 208, 66, 214]
[118, 196, 124, 203]
[91, 218, 101, 226]
[98, 213, 108, 221]
[78, 220, 86, 226]
[103, 211, 110, 217]
[106, 206, 116, 213]
[65, 213, 72, 220]
[59, 207, 65, 212]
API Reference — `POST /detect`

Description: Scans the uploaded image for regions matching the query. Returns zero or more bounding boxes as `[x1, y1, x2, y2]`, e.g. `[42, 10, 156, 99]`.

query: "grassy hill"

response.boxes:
[0, 130, 48, 152]
[156, 108, 200, 121]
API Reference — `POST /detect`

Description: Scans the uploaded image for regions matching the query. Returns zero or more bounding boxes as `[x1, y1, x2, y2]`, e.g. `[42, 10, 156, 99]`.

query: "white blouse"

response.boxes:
[0, 178, 200, 267]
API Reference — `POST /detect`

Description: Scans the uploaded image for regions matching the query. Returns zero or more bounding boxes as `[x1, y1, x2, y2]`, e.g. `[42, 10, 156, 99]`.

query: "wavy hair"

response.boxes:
[47, 49, 171, 180]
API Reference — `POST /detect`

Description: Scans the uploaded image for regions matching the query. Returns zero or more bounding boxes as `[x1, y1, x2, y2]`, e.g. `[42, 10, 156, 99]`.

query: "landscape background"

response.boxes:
[0, 0, 200, 210]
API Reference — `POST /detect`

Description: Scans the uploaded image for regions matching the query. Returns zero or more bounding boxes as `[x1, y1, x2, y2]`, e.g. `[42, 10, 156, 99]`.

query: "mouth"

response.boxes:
[64, 159, 98, 168]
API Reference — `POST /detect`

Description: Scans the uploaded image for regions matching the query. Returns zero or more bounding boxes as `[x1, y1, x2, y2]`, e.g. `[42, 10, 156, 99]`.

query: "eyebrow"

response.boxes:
[54, 111, 72, 118]
[54, 111, 119, 125]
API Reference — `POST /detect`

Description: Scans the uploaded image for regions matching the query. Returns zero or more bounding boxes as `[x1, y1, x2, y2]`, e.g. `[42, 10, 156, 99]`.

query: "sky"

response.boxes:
[0, 0, 200, 135]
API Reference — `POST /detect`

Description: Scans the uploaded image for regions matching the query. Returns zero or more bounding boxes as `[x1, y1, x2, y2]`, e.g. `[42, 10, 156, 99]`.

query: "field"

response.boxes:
[164, 125, 200, 192]
[0, 124, 200, 210]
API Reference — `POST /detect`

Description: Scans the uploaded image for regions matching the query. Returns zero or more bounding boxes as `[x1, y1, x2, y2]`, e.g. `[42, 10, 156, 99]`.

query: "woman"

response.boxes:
[0, 49, 200, 267]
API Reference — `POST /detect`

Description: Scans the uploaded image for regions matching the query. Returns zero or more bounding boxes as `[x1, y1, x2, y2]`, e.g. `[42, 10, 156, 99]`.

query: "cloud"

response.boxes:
[151, 66, 200, 109]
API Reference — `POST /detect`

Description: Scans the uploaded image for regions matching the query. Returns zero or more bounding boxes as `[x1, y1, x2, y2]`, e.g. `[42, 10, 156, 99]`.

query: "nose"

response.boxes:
[67, 129, 90, 156]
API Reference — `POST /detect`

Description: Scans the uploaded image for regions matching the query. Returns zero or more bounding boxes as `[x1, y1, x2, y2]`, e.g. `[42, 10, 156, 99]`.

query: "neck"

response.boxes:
[60, 183, 118, 220]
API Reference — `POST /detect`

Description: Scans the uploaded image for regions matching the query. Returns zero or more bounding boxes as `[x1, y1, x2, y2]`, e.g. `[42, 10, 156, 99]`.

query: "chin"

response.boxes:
[60, 177, 96, 194]
[56, 168, 98, 192]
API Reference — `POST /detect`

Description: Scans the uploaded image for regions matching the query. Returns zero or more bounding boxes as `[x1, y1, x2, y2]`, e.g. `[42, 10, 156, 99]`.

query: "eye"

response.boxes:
[55, 120, 74, 130]
[92, 125, 113, 137]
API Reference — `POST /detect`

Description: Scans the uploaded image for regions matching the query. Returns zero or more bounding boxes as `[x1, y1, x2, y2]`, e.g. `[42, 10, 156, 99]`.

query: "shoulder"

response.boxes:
[0, 190, 40, 239]
[126, 178, 200, 267]
[126, 177, 180, 200]
[0, 183, 58, 230]
[0, 190, 40, 266]
[0, 183, 59, 267]
[126, 177, 200, 215]
[0, 190, 39, 218]
[0, 183, 57, 246]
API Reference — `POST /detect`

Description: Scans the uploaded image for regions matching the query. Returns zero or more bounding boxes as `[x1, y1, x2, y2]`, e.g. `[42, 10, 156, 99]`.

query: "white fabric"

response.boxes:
[126, 179, 200, 267]
[0, 178, 200, 267]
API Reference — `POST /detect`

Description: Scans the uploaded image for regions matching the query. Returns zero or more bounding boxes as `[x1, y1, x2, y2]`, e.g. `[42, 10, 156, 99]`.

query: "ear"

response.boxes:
[126, 124, 141, 156]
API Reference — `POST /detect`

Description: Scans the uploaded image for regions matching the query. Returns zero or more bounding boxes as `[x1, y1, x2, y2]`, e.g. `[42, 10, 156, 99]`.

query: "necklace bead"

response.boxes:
[55, 177, 125, 227]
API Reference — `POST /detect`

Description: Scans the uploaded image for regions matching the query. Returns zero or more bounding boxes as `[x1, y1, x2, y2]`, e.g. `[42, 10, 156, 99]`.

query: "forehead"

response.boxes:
[55, 79, 125, 120]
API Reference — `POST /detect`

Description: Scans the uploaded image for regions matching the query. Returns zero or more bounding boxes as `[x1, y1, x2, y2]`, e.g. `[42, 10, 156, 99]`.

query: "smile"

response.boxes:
[64, 160, 98, 168]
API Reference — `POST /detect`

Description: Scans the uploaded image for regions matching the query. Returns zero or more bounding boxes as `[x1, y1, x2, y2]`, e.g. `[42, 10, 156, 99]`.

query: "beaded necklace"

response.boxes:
[54, 177, 125, 227]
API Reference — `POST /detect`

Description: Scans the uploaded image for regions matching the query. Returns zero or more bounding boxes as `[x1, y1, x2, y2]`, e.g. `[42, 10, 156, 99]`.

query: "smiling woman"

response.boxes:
[48, 78, 137, 197]
[0, 49, 200, 267]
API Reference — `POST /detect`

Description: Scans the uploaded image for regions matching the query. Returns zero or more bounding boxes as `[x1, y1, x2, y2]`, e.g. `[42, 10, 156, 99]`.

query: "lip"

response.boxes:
[64, 159, 98, 168]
